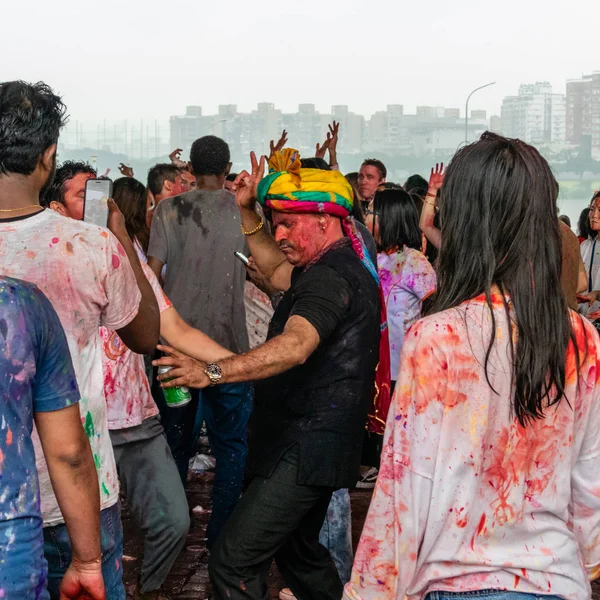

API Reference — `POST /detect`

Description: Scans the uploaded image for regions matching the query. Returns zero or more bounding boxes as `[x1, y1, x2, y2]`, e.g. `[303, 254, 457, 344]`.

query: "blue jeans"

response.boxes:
[43, 502, 125, 600]
[154, 380, 253, 548]
[319, 489, 353, 584]
[426, 591, 565, 600]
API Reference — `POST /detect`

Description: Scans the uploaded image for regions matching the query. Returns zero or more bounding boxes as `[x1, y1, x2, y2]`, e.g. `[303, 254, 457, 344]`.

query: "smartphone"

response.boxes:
[234, 251, 250, 266]
[84, 178, 112, 227]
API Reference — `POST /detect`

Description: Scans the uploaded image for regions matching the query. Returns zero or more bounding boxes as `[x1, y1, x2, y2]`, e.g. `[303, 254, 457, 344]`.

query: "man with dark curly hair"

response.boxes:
[147, 135, 252, 549]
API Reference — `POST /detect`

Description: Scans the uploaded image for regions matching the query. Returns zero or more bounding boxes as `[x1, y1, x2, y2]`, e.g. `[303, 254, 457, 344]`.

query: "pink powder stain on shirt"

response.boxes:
[112, 254, 120, 269]
[52, 237, 59, 244]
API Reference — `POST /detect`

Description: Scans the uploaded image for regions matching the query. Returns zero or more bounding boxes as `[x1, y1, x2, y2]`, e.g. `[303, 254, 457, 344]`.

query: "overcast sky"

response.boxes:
[3, 0, 599, 122]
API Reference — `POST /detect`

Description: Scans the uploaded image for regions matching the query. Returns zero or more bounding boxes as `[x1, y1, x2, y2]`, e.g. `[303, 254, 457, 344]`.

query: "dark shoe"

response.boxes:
[133, 583, 171, 600]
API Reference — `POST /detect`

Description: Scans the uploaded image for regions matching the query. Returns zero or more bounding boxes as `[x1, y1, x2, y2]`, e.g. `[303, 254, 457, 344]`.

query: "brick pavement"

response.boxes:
[122, 471, 600, 599]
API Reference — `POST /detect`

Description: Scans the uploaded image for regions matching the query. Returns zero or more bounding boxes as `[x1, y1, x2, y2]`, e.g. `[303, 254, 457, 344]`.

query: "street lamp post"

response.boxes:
[465, 81, 496, 143]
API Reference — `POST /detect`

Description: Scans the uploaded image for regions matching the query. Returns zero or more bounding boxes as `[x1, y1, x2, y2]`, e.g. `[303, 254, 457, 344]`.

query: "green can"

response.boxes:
[158, 366, 192, 407]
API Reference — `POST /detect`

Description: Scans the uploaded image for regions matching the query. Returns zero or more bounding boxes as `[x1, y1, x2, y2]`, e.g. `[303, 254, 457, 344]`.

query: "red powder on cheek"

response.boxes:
[112, 254, 120, 269]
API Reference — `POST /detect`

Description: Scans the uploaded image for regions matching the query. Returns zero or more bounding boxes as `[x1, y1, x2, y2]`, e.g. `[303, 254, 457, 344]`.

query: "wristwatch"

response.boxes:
[204, 363, 223, 386]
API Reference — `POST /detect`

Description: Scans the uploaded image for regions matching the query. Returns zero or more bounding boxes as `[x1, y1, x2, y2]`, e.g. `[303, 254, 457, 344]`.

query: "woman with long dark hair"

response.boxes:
[365, 188, 436, 387]
[112, 176, 150, 258]
[579, 191, 600, 321]
[578, 206, 592, 243]
[345, 133, 600, 600]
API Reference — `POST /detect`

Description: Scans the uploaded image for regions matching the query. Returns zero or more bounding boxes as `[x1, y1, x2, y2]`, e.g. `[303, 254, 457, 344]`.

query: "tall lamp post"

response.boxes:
[465, 81, 496, 143]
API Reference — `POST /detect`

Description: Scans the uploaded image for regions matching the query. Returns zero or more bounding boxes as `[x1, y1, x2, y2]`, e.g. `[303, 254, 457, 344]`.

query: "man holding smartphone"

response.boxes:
[0, 80, 160, 600]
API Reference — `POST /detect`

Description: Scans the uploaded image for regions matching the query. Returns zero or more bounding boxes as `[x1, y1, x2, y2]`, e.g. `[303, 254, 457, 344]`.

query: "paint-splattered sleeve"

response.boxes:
[571, 365, 600, 580]
[100, 232, 142, 331]
[345, 319, 447, 600]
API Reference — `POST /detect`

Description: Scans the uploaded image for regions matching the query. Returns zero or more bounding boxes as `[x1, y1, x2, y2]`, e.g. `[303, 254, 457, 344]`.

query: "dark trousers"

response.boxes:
[111, 429, 190, 592]
[209, 445, 342, 600]
[153, 378, 253, 548]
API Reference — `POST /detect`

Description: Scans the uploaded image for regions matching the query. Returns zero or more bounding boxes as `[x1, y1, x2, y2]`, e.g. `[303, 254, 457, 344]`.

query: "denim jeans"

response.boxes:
[319, 489, 353, 584]
[154, 379, 253, 548]
[426, 591, 565, 600]
[43, 502, 125, 600]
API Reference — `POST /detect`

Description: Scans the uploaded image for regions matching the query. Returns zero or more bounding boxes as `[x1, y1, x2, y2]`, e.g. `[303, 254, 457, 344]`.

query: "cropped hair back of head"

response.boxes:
[147, 163, 180, 196]
[189, 135, 230, 176]
[0, 80, 67, 176]
[404, 173, 429, 198]
[373, 188, 422, 253]
[41, 160, 96, 207]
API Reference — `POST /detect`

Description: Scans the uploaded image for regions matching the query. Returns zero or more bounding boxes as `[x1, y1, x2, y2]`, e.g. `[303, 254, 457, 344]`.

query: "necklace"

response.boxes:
[0, 205, 42, 213]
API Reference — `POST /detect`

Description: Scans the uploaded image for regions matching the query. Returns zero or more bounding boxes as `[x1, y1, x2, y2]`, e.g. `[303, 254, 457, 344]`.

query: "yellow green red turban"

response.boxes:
[256, 148, 354, 218]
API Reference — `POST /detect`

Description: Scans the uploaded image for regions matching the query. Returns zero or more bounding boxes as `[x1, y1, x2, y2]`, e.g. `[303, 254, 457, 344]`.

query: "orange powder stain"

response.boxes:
[66, 242, 74, 255]
[100, 231, 109, 238]
[26, 251, 36, 259]
[6, 427, 12, 445]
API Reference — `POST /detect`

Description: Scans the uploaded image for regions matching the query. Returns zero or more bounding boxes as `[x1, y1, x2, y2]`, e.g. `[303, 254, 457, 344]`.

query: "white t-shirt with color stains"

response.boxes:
[0, 209, 141, 526]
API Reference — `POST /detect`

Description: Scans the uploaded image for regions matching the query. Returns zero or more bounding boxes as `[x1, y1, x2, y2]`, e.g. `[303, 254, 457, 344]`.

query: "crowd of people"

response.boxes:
[1, 79, 599, 600]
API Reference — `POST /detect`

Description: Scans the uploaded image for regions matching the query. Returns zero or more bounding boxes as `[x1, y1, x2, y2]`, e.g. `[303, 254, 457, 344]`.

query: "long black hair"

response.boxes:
[429, 132, 578, 427]
[373, 188, 422, 253]
[112, 177, 150, 254]
[578, 207, 592, 240]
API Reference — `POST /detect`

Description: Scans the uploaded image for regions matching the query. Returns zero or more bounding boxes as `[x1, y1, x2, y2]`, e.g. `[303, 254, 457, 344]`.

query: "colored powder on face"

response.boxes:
[112, 254, 120, 269]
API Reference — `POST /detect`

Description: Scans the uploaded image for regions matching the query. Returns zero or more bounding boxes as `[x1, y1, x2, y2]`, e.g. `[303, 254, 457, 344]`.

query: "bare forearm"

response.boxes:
[219, 332, 307, 383]
[163, 321, 234, 363]
[420, 202, 441, 250]
[45, 442, 101, 561]
[114, 234, 160, 352]
[239, 207, 288, 280]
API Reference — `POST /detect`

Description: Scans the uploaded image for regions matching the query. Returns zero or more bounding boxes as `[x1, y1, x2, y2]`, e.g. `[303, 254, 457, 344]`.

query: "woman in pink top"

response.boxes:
[345, 132, 600, 600]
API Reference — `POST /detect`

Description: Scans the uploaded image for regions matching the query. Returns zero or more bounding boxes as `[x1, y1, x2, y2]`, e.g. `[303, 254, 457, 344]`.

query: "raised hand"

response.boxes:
[428, 163, 445, 193]
[269, 130, 288, 158]
[169, 148, 187, 168]
[118, 163, 134, 178]
[315, 134, 331, 159]
[232, 152, 266, 211]
[328, 121, 340, 153]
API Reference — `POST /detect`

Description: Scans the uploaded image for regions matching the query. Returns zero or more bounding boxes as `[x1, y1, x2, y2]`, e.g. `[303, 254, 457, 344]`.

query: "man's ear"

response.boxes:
[187, 161, 195, 176]
[41, 144, 57, 174]
[225, 162, 232, 177]
[49, 200, 68, 217]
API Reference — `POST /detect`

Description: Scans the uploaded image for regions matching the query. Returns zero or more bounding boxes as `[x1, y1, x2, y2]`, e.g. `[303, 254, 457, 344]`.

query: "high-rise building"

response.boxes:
[331, 105, 364, 154]
[566, 72, 600, 157]
[501, 83, 565, 144]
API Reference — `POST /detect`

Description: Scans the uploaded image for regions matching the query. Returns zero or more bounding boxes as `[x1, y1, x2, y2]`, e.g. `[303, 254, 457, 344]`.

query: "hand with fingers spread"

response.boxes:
[428, 162, 445, 195]
[118, 163, 134, 178]
[328, 121, 340, 153]
[315, 134, 332, 159]
[153, 345, 210, 389]
[232, 151, 266, 211]
[169, 148, 186, 168]
[269, 130, 288, 158]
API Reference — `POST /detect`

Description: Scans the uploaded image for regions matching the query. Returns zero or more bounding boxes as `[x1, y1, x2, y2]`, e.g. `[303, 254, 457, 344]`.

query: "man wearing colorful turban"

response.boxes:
[155, 149, 390, 600]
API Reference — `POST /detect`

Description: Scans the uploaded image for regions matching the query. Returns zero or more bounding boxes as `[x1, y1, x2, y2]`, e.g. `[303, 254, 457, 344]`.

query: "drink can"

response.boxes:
[158, 366, 192, 408]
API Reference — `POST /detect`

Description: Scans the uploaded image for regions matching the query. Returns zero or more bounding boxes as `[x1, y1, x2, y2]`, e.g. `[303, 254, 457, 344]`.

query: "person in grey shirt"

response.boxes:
[148, 135, 252, 549]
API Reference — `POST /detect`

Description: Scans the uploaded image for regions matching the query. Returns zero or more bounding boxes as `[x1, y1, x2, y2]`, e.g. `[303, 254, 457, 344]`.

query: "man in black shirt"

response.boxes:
[154, 150, 381, 600]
